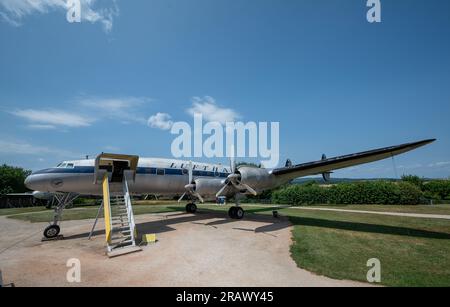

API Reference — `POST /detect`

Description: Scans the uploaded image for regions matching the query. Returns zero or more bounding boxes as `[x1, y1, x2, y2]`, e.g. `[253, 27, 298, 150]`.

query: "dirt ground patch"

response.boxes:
[0, 211, 366, 286]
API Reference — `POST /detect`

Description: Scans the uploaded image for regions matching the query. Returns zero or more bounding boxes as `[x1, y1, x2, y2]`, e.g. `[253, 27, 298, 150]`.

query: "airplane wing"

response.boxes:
[271, 139, 436, 180]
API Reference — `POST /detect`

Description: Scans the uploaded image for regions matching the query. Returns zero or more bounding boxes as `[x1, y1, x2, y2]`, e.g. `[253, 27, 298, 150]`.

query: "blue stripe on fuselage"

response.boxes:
[33, 166, 229, 178]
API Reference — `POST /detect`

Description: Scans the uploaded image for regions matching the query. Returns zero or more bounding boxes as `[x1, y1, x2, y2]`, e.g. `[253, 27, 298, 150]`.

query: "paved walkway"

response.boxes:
[286, 206, 450, 220]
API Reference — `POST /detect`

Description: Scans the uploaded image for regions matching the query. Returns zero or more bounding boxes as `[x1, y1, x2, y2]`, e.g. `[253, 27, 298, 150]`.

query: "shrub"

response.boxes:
[272, 181, 423, 205]
[423, 180, 450, 200]
[401, 175, 424, 189]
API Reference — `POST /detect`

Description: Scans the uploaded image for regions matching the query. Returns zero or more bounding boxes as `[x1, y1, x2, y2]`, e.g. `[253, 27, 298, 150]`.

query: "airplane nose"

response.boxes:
[24, 174, 35, 190]
[24, 174, 45, 191]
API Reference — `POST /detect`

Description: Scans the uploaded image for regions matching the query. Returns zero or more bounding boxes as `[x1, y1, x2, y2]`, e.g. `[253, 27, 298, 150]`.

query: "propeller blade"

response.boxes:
[194, 192, 204, 203]
[241, 183, 257, 196]
[229, 144, 236, 173]
[216, 183, 229, 198]
[178, 192, 186, 202]
[188, 161, 193, 183]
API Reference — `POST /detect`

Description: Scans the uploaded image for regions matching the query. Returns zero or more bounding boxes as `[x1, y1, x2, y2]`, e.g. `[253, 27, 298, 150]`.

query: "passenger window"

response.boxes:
[156, 169, 165, 175]
[66, 163, 74, 168]
[182, 169, 188, 175]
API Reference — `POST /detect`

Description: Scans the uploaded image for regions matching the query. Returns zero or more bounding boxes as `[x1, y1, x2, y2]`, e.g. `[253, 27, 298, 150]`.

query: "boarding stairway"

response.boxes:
[96, 153, 141, 257]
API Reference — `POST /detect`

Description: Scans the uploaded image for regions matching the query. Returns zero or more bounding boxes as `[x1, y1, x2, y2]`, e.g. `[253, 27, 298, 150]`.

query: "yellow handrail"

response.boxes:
[102, 174, 112, 244]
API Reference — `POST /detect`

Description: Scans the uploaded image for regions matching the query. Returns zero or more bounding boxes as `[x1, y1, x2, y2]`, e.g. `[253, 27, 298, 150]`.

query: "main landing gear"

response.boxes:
[228, 206, 244, 219]
[43, 193, 79, 239]
[227, 194, 245, 219]
[185, 202, 197, 214]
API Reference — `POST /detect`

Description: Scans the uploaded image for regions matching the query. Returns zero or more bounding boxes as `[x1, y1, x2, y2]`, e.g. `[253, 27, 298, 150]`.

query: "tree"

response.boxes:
[401, 174, 424, 189]
[0, 164, 32, 194]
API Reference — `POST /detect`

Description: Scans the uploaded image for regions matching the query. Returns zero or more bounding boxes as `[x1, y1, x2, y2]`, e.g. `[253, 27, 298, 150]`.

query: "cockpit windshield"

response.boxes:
[56, 162, 74, 168]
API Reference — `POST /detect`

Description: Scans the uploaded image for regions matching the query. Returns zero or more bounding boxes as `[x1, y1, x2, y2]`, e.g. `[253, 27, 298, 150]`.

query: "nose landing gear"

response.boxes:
[43, 225, 60, 239]
[42, 193, 79, 239]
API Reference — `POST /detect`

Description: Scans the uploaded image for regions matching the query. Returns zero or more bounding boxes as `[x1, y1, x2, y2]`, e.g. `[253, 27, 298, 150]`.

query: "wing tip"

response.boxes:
[415, 138, 436, 147]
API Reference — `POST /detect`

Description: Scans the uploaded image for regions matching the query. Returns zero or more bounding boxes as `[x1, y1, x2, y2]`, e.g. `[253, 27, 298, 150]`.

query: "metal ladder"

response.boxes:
[102, 174, 140, 257]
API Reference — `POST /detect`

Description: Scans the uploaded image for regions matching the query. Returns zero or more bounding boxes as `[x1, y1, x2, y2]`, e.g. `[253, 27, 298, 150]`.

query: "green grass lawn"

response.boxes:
[281, 208, 450, 287]
[197, 204, 450, 286]
[2, 202, 450, 286]
[0, 206, 47, 216]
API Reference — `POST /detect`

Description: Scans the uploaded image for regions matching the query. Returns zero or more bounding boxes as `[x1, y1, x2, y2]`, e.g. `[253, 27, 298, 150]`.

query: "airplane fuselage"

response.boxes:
[25, 157, 238, 197]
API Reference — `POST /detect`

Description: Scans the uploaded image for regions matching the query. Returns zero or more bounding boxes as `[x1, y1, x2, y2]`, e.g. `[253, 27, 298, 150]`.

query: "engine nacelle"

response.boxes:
[193, 178, 226, 196]
[236, 166, 275, 191]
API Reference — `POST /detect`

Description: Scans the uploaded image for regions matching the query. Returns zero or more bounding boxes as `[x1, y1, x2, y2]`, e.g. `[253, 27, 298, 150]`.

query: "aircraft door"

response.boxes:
[111, 161, 130, 183]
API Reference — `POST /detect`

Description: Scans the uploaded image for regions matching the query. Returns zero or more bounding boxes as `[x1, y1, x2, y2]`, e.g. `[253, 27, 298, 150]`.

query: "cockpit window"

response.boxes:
[56, 162, 74, 168]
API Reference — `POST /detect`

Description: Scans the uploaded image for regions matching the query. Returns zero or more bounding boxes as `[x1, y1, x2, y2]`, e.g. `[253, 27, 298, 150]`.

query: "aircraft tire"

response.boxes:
[43, 225, 60, 239]
[228, 207, 237, 219]
[186, 203, 197, 213]
[235, 207, 244, 219]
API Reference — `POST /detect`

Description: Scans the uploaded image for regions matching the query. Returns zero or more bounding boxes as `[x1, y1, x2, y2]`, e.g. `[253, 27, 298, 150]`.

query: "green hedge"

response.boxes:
[423, 180, 450, 200]
[271, 181, 424, 205]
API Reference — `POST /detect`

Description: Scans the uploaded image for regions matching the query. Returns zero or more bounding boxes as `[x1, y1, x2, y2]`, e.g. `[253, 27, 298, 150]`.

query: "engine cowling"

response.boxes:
[193, 178, 227, 196]
[236, 166, 275, 191]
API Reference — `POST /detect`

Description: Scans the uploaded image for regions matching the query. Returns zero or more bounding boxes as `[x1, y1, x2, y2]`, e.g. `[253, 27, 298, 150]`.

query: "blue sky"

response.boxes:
[0, 0, 449, 178]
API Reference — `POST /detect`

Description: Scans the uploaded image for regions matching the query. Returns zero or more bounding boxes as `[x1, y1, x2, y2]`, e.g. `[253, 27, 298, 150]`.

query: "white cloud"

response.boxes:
[80, 96, 146, 111]
[0, 139, 76, 157]
[79, 96, 151, 125]
[148, 112, 173, 130]
[11, 109, 95, 128]
[8, 96, 152, 130]
[0, 0, 119, 32]
[26, 124, 57, 130]
[187, 96, 240, 124]
[398, 163, 423, 170]
[428, 161, 450, 168]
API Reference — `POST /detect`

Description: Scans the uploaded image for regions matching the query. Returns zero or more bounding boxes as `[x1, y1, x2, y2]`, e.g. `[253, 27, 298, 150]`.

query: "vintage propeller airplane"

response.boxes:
[25, 138, 435, 242]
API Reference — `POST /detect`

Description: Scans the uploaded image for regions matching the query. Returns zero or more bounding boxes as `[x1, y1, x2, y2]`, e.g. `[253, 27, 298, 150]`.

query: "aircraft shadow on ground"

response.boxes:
[288, 216, 450, 240]
[63, 207, 288, 240]
[62, 207, 450, 241]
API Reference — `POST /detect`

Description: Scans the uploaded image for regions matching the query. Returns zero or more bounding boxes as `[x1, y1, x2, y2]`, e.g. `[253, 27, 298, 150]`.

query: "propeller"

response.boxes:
[215, 156, 258, 198]
[178, 161, 204, 203]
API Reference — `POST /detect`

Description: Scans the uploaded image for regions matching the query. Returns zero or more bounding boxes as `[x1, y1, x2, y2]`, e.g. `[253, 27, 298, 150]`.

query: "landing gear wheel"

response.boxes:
[228, 207, 236, 218]
[235, 207, 244, 219]
[186, 203, 197, 213]
[43, 225, 60, 239]
[228, 207, 244, 219]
